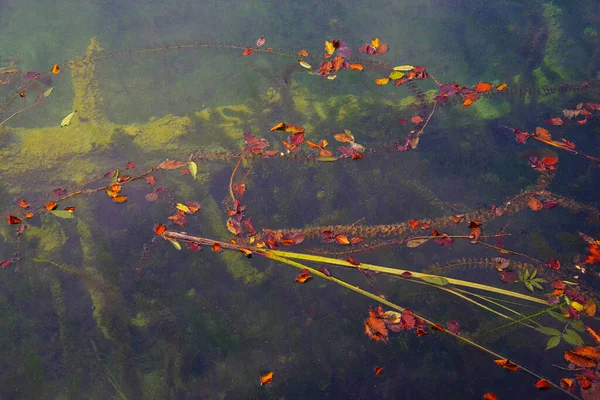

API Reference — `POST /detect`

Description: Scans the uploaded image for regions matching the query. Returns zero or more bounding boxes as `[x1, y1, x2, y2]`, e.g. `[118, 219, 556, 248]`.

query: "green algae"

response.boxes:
[27, 215, 68, 252]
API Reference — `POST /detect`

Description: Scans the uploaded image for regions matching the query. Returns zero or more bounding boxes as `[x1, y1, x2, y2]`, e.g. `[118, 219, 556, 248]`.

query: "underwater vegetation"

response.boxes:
[1, 2, 600, 399]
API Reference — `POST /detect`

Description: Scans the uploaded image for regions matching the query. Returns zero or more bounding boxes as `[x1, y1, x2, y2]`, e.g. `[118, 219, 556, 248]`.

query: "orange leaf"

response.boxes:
[332, 56, 344, 72]
[463, 98, 475, 107]
[431, 323, 446, 332]
[306, 140, 321, 149]
[18, 199, 29, 209]
[145, 176, 156, 185]
[350, 237, 363, 245]
[411, 115, 424, 124]
[158, 159, 186, 170]
[112, 195, 128, 203]
[483, 393, 498, 400]
[155, 224, 166, 235]
[494, 359, 519, 372]
[7, 215, 21, 224]
[319, 149, 333, 158]
[296, 269, 312, 283]
[333, 133, 353, 143]
[284, 124, 305, 134]
[335, 234, 350, 245]
[586, 326, 600, 344]
[584, 244, 600, 264]
[541, 157, 558, 166]
[270, 122, 287, 131]
[527, 197, 543, 212]
[496, 83, 507, 91]
[260, 371, 273, 386]
[560, 378, 574, 388]
[371, 37, 380, 49]
[365, 315, 388, 342]
[547, 118, 564, 126]
[298, 49, 309, 57]
[51, 63, 60, 74]
[45, 201, 58, 211]
[535, 379, 551, 390]
[409, 219, 420, 229]
[242, 48, 253, 56]
[374, 367, 383, 375]
[349, 63, 364, 71]
[375, 78, 389, 85]
[564, 346, 600, 368]
[534, 126, 552, 141]
[212, 243, 222, 252]
[584, 300, 597, 317]
[24, 212, 34, 219]
[474, 82, 493, 92]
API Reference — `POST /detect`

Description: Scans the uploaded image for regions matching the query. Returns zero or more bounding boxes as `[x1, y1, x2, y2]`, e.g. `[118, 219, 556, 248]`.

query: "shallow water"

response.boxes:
[0, 1, 599, 399]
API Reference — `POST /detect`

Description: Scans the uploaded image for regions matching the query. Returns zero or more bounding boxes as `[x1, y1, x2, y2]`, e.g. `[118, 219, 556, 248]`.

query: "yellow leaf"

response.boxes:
[388, 71, 404, 80]
[60, 110, 77, 127]
[325, 41, 335, 55]
[176, 203, 191, 213]
[584, 300, 597, 317]
[571, 301, 584, 312]
[298, 59, 312, 70]
[188, 161, 198, 180]
[326, 75, 337, 80]
[168, 239, 182, 251]
[371, 37, 380, 49]
[375, 78, 389, 85]
[393, 65, 415, 71]
[406, 238, 429, 248]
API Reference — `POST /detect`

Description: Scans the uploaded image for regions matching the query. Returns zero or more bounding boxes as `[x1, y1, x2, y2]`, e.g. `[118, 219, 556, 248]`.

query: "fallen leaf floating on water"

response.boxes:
[576, 374, 592, 389]
[563, 346, 600, 368]
[158, 159, 186, 170]
[447, 320, 461, 335]
[349, 63, 363, 71]
[364, 306, 389, 342]
[125, 161, 136, 169]
[1, 259, 14, 268]
[296, 269, 312, 283]
[298, 49, 309, 57]
[8, 215, 22, 224]
[584, 300, 597, 317]
[483, 393, 498, 400]
[112, 195, 127, 203]
[24, 212, 34, 219]
[51, 64, 60, 74]
[469, 221, 482, 243]
[546, 117, 564, 126]
[493, 359, 519, 372]
[586, 326, 600, 344]
[260, 372, 273, 386]
[188, 161, 198, 179]
[298, 59, 312, 70]
[375, 78, 389, 85]
[45, 201, 58, 211]
[496, 83, 508, 91]
[535, 379, 552, 390]
[242, 48, 253, 56]
[374, 367, 383, 375]
[474, 82, 493, 92]
[584, 244, 600, 264]
[60, 110, 77, 127]
[43, 86, 54, 97]
[527, 197, 543, 211]
[154, 224, 166, 235]
[256, 36, 265, 47]
[560, 378, 574, 389]
[212, 243, 221, 252]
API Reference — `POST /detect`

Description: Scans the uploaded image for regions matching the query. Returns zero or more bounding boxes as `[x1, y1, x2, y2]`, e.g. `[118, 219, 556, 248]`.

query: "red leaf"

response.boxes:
[125, 161, 136, 169]
[242, 48, 253, 56]
[7, 215, 21, 224]
[0, 259, 14, 268]
[374, 367, 383, 375]
[535, 379, 552, 390]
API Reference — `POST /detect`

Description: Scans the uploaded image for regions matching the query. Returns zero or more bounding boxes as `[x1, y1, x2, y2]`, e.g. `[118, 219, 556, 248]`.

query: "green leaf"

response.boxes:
[548, 310, 569, 323]
[168, 239, 182, 251]
[50, 210, 75, 219]
[530, 269, 537, 280]
[570, 319, 586, 333]
[531, 281, 544, 290]
[525, 281, 534, 293]
[518, 271, 524, 281]
[545, 335, 561, 350]
[524, 269, 530, 281]
[536, 326, 562, 336]
[420, 276, 450, 286]
[406, 238, 430, 248]
[562, 329, 584, 346]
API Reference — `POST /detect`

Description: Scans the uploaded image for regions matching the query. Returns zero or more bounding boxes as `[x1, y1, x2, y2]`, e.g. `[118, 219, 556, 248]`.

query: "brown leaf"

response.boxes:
[158, 159, 186, 170]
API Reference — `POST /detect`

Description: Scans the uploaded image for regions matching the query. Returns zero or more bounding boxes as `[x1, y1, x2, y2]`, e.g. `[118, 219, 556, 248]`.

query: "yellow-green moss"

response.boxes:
[131, 312, 150, 327]
[122, 114, 193, 152]
[26, 216, 67, 252]
[194, 104, 255, 141]
[541, 3, 570, 80]
[471, 98, 511, 120]
[141, 371, 169, 400]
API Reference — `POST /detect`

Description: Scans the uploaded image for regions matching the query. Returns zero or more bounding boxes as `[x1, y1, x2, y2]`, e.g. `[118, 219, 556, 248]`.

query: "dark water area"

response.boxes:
[0, 0, 599, 399]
